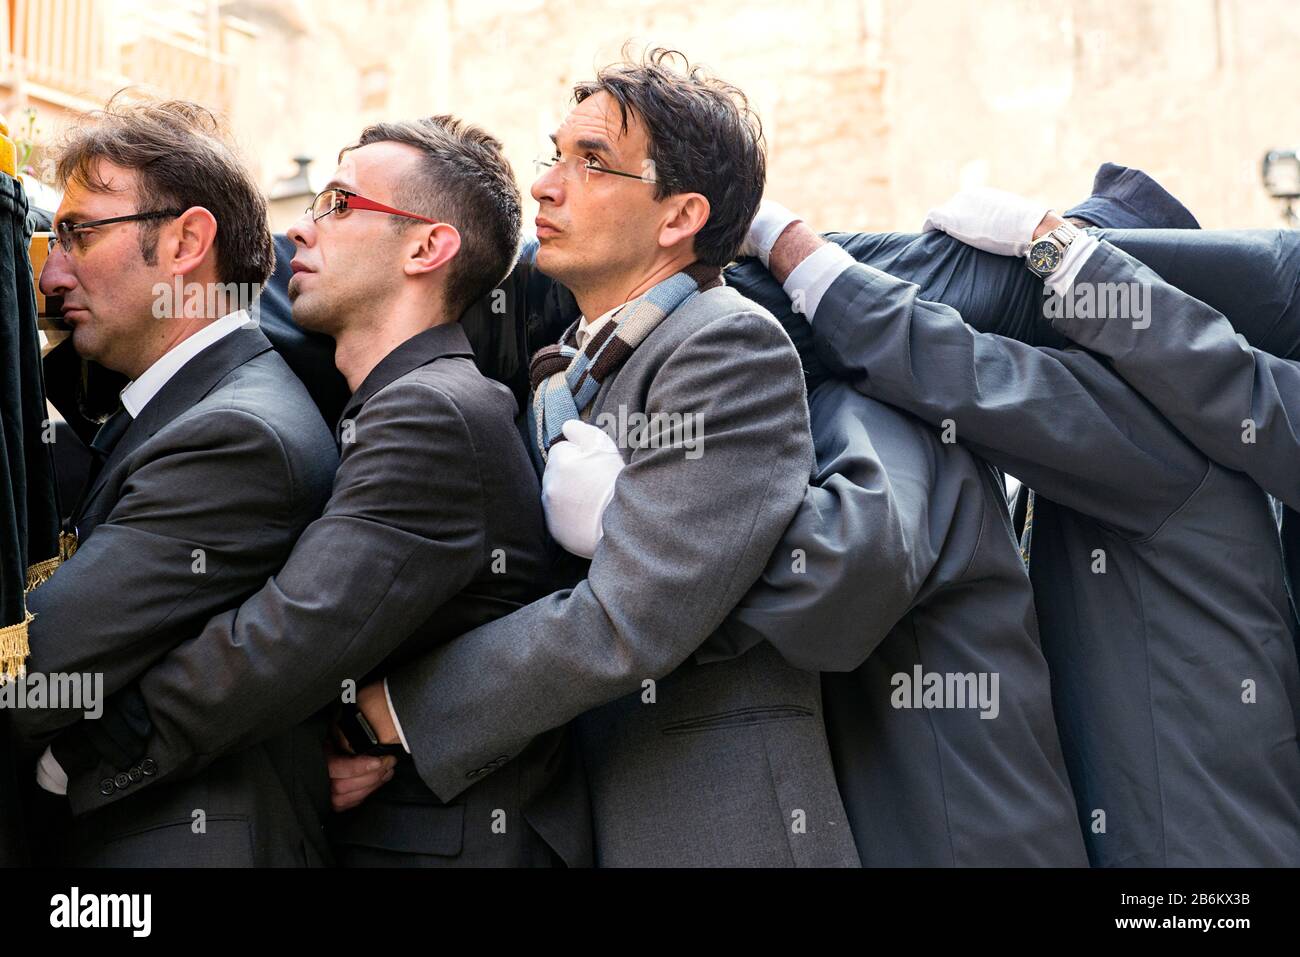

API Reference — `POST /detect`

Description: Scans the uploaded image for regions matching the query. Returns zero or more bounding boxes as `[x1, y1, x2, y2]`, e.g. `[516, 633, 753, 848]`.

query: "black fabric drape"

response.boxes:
[1, 173, 60, 865]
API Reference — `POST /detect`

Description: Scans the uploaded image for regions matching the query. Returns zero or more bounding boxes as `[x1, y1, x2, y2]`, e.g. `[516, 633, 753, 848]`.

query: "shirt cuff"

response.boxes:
[1043, 233, 1100, 298]
[36, 746, 69, 795]
[782, 241, 856, 324]
[383, 677, 412, 754]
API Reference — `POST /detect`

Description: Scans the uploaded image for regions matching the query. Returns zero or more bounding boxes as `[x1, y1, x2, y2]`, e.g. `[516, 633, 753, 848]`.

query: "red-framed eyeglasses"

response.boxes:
[306, 188, 440, 225]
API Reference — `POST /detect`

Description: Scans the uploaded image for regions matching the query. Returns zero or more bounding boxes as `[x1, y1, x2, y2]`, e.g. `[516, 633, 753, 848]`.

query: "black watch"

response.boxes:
[337, 701, 407, 757]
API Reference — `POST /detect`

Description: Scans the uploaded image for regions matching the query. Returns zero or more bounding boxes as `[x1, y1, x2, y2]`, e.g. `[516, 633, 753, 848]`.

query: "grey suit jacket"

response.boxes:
[386, 285, 860, 867]
[44, 323, 591, 868]
[802, 261, 1300, 866]
[714, 381, 1088, 866]
[17, 326, 339, 866]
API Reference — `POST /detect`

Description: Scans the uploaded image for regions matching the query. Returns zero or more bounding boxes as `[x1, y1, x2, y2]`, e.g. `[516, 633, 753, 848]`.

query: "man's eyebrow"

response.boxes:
[54, 211, 87, 229]
[550, 131, 619, 162]
[322, 179, 353, 191]
[574, 137, 617, 161]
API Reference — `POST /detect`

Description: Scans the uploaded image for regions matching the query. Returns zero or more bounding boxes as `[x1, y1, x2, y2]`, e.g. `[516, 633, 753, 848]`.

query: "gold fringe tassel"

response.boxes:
[3, 532, 77, 682]
[0, 611, 31, 685]
[25, 555, 61, 592]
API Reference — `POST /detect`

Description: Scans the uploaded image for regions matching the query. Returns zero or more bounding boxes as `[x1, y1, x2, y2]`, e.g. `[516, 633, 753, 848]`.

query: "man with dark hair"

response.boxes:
[13, 96, 339, 866]
[335, 48, 861, 867]
[37, 115, 591, 868]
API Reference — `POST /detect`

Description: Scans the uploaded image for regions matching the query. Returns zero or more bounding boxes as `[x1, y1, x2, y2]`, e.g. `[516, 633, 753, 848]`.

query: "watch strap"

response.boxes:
[338, 701, 406, 757]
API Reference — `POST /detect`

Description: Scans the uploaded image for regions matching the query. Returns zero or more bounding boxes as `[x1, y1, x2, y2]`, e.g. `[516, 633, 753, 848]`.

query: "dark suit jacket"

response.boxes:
[715, 381, 1088, 866]
[49, 323, 591, 867]
[799, 261, 1300, 866]
[1045, 239, 1300, 626]
[16, 326, 339, 866]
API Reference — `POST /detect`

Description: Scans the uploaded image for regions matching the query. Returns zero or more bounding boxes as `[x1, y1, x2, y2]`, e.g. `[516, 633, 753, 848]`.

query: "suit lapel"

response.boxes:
[76, 327, 275, 525]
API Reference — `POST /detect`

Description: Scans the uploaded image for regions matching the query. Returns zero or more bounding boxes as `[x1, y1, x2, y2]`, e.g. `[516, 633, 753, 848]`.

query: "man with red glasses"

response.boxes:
[34, 114, 592, 868]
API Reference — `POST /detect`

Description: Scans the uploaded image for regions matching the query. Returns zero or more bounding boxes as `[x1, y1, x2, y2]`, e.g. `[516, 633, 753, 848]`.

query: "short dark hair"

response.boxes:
[52, 91, 274, 287]
[573, 46, 766, 267]
[342, 116, 522, 319]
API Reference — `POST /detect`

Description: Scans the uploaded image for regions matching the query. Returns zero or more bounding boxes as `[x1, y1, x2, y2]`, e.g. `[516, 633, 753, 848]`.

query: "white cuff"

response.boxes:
[783, 241, 856, 324]
[383, 678, 412, 754]
[36, 746, 68, 795]
[1043, 233, 1100, 298]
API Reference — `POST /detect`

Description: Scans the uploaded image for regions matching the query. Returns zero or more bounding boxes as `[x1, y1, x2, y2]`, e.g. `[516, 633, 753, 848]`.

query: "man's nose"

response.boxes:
[287, 212, 314, 249]
[531, 165, 565, 207]
[38, 247, 75, 298]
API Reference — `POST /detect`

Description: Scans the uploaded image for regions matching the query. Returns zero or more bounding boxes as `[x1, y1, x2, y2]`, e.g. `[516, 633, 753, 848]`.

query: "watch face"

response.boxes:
[1029, 240, 1062, 273]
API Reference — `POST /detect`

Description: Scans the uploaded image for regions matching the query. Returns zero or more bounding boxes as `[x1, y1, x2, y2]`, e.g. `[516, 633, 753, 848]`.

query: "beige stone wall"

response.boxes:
[186, 0, 1300, 232]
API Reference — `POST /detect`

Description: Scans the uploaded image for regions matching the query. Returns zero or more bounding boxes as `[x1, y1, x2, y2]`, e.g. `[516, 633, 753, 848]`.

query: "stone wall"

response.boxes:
[199, 0, 1300, 231]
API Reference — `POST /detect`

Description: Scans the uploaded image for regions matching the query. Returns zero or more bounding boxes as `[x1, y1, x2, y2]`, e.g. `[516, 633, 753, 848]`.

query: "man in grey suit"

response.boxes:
[341, 49, 859, 867]
[742, 193, 1300, 867]
[12, 98, 339, 866]
[33, 117, 591, 867]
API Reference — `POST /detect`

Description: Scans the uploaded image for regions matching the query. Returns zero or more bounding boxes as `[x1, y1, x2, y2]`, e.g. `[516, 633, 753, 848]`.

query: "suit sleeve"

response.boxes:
[809, 261, 1208, 538]
[1046, 240, 1300, 510]
[16, 408, 311, 741]
[386, 310, 815, 802]
[56, 382, 489, 815]
[710, 382, 932, 672]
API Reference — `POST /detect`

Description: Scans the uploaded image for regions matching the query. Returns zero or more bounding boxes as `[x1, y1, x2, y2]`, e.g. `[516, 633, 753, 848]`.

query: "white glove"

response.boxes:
[921, 187, 1051, 258]
[36, 746, 68, 795]
[740, 199, 802, 267]
[541, 419, 625, 559]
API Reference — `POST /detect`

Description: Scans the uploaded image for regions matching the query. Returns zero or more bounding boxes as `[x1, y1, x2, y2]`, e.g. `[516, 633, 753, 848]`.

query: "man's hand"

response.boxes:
[541, 419, 625, 559]
[326, 725, 397, 813]
[922, 186, 1053, 257]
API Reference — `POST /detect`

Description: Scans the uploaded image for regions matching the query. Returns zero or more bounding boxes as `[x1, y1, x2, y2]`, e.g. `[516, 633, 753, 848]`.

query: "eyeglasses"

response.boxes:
[533, 151, 656, 186]
[306, 188, 440, 225]
[48, 210, 184, 255]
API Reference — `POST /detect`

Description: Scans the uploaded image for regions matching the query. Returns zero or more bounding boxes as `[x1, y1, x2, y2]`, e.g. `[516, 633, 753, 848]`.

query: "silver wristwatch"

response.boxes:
[1026, 220, 1081, 278]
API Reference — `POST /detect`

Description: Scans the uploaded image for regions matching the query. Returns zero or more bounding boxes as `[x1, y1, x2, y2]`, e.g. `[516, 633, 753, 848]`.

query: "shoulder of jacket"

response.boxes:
[169, 374, 334, 467]
[369, 357, 516, 430]
[644, 285, 792, 355]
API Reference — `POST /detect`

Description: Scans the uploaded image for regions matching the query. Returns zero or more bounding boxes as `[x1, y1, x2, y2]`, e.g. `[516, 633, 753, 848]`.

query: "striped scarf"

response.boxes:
[527, 263, 722, 462]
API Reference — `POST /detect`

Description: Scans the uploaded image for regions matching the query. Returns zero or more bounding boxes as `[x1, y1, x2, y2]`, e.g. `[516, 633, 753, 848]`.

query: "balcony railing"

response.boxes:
[0, 0, 255, 115]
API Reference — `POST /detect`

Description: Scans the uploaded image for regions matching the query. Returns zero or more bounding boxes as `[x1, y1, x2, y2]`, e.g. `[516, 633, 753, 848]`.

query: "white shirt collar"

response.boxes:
[575, 302, 629, 351]
[119, 309, 254, 418]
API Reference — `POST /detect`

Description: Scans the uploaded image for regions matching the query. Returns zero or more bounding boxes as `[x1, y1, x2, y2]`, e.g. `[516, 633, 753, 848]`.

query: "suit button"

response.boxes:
[140, 758, 157, 776]
[99, 778, 115, 796]
[113, 772, 131, 790]
[127, 765, 143, 783]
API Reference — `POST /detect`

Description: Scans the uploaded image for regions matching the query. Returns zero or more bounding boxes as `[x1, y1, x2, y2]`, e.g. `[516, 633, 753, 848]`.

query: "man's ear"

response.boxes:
[404, 223, 461, 277]
[658, 192, 711, 253]
[166, 206, 219, 277]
